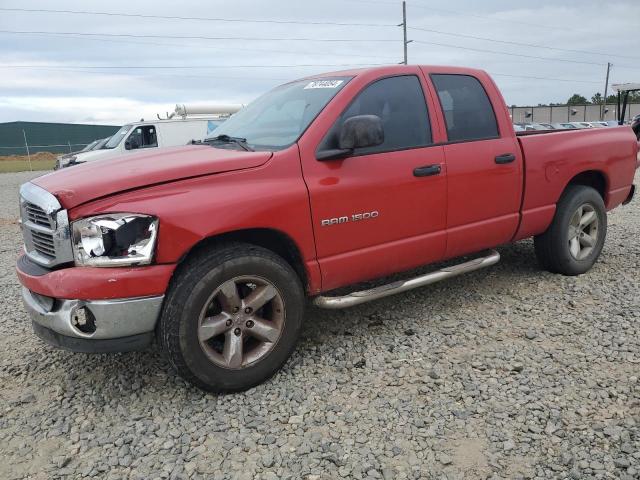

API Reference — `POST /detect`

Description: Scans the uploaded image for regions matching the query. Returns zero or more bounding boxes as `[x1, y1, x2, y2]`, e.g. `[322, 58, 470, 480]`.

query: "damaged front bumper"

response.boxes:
[16, 255, 173, 353]
[22, 287, 163, 353]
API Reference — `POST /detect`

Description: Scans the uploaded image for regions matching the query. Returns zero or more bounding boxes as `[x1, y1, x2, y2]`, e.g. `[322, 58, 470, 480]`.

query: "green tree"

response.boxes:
[606, 91, 640, 103]
[567, 93, 589, 105]
[591, 92, 603, 104]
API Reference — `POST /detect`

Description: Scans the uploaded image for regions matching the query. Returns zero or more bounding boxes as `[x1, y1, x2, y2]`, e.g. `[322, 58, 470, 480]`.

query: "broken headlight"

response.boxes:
[71, 214, 158, 267]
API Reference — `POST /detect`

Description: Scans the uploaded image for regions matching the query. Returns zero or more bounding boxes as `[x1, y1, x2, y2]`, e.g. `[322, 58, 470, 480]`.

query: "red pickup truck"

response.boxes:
[17, 65, 638, 392]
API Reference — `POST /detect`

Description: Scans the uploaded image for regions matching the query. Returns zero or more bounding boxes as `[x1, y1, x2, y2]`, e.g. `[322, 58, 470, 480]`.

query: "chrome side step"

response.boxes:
[313, 250, 500, 309]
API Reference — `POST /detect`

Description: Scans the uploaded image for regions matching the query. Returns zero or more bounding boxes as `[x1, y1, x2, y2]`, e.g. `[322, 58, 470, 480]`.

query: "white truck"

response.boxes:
[57, 104, 242, 168]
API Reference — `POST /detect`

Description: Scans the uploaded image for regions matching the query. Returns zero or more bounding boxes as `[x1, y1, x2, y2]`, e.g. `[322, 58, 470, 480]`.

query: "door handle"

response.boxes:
[495, 153, 516, 164]
[413, 164, 441, 177]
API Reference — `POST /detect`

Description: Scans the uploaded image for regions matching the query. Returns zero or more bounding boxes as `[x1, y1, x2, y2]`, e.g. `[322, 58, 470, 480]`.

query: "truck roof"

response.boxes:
[301, 64, 490, 81]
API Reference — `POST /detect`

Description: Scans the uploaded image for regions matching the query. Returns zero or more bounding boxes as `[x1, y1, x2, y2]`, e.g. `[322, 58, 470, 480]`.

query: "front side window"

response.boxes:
[127, 125, 157, 149]
[207, 76, 351, 151]
[320, 75, 432, 156]
[431, 74, 499, 142]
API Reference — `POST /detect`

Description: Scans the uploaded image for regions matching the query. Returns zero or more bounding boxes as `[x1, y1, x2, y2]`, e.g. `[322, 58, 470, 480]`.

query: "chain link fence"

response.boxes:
[0, 134, 90, 171]
[0, 122, 120, 157]
[0, 142, 89, 155]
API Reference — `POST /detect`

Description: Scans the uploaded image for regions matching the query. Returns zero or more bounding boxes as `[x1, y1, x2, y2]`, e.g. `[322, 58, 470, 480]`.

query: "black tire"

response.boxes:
[159, 242, 305, 392]
[534, 185, 607, 276]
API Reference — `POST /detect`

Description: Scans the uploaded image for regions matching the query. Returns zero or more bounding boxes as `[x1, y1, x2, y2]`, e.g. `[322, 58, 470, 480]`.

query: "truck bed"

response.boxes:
[515, 128, 573, 136]
[517, 125, 637, 213]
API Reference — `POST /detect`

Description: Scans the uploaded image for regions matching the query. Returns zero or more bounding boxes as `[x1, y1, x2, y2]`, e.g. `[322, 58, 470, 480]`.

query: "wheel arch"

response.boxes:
[515, 169, 609, 241]
[175, 228, 309, 290]
[563, 170, 608, 201]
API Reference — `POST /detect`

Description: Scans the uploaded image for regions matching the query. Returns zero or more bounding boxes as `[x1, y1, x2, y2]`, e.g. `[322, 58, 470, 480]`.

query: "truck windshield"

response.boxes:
[206, 76, 351, 151]
[104, 125, 132, 149]
[80, 140, 99, 152]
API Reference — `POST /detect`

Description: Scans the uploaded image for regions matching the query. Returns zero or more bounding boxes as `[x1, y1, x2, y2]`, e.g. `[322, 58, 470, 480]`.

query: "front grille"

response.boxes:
[19, 182, 74, 267]
[30, 230, 56, 258]
[25, 203, 52, 228]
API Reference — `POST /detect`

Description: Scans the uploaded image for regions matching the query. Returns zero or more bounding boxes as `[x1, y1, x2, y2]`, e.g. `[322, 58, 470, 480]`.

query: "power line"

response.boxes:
[2, 63, 388, 70]
[6, 30, 630, 72]
[4, 17, 636, 70]
[0, 29, 399, 43]
[9, 31, 400, 62]
[344, 0, 586, 33]
[2, 65, 603, 86]
[488, 72, 601, 85]
[0, 7, 396, 28]
[408, 26, 640, 61]
[0, 66, 290, 81]
[5, 30, 636, 71]
[0, 65, 600, 85]
[411, 4, 578, 32]
[412, 40, 608, 67]
[0, 10, 624, 90]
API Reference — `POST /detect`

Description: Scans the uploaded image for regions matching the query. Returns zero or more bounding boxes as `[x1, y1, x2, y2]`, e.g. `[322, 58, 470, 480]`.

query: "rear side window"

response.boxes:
[320, 75, 432, 155]
[431, 74, 499, 142]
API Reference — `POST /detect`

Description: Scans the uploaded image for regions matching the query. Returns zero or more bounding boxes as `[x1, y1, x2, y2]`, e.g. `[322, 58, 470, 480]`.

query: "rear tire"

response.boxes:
[159, 242, 305, 392]
[534, 185, 606, 276]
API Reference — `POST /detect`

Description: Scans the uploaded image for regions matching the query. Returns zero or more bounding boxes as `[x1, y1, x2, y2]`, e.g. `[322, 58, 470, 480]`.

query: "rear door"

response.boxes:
[299, 73, 447, 291]
[428, 72, 523, 257]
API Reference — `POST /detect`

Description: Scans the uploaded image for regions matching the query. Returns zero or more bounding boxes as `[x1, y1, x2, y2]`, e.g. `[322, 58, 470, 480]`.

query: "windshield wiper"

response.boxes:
[204, 134, 253, 151]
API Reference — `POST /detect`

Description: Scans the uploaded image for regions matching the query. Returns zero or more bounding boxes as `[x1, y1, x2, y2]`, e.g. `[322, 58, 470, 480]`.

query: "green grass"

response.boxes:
[0, 160, 55, 173]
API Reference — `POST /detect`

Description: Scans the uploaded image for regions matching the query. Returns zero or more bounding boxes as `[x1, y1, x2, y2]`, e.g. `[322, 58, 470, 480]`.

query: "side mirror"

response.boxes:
[339, 114, 384, 150]
[317, 115, 384, 160]
[125, 138, 140, 150]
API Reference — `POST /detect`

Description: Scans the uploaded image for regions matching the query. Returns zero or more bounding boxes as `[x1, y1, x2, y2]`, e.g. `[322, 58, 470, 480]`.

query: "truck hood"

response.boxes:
[33, 145, 272, 209]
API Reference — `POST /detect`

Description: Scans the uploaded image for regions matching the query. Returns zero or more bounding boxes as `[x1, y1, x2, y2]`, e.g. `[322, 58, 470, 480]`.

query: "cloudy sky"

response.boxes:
[1, 0, 638, 125]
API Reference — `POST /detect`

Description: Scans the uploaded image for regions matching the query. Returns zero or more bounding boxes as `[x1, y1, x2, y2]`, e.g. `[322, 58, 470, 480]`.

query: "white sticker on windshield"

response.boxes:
[304, 80, 344, 89]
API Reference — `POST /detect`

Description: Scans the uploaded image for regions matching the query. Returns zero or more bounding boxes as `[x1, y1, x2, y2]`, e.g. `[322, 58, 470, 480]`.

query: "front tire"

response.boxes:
[159, 243, 305, 392]
[534, 185, 607, 276]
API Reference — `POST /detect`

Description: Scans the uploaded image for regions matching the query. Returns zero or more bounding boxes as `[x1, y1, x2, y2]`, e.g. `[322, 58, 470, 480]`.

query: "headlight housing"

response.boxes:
[71, 213, 158, 267]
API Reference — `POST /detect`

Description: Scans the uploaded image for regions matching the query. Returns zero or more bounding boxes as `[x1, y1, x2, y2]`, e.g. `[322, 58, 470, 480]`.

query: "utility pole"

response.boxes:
[399, 1, 412, 64]
[601, 62, 611, 121]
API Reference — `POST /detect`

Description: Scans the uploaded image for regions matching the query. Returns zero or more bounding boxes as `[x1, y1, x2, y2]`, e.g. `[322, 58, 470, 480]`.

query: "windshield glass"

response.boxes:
[104, 125, 132, 149]
[94, 137, 109, 149]
[207, 76, 351, 150]
[80, 140, 98, 152]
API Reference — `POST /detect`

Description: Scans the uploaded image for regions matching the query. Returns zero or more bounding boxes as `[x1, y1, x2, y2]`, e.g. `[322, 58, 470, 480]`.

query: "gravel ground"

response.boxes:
[0, 170, 638, 480]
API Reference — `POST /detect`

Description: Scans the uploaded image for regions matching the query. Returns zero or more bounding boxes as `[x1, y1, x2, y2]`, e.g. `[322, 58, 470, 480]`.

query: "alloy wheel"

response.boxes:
[197, 276, 285, 369]
[567, 203, 599, 260]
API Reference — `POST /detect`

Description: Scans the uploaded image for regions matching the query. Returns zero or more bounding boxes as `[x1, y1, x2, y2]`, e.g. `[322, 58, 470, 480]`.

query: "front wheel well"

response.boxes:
[565, 170, 607, 200]
[177, 228, 308, 289]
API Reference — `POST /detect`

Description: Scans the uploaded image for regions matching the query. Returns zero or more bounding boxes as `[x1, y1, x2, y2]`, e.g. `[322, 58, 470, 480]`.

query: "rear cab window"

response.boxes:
[430, 74, 499, 142]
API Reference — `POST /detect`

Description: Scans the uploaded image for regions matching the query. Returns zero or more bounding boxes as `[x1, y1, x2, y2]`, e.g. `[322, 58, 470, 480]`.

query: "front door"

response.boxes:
[299, 73, 448, 291]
